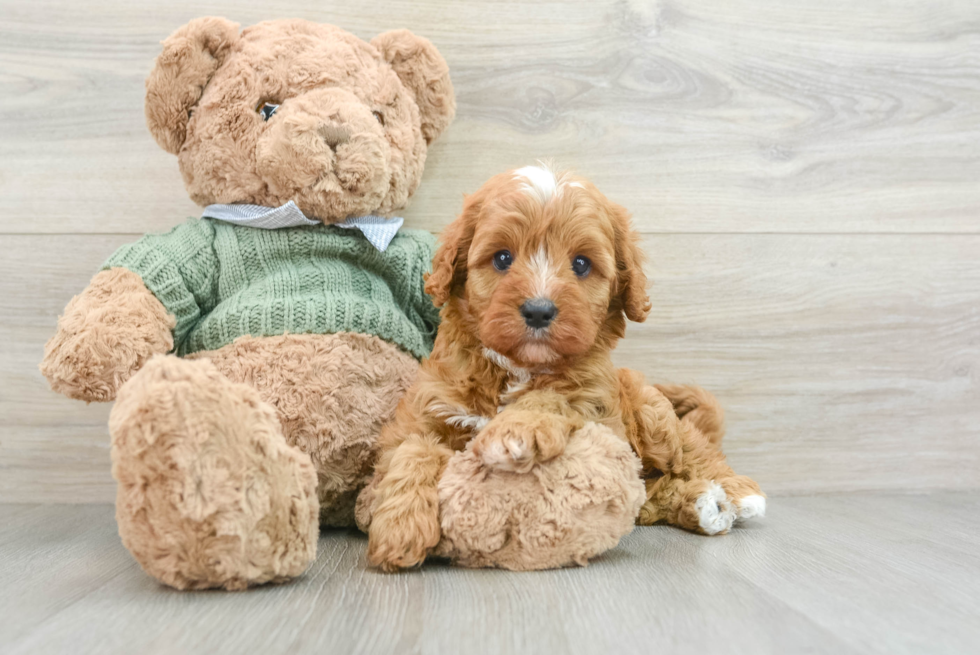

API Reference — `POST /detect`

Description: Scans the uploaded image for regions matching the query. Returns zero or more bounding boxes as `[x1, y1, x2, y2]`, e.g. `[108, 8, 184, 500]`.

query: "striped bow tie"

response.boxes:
[201, 201, 404, 252]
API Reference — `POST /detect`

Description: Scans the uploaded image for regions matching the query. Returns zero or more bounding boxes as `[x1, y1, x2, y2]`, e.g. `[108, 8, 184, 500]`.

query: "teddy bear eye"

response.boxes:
[572, 255, 591, 277]
[493, 250, 513, 272]
[256, 101, 280, 121]
[372, 111, 385, 126]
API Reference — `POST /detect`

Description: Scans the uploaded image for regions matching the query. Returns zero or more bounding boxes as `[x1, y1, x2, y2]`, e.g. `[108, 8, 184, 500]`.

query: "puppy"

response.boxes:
[362, 164, 765, 572]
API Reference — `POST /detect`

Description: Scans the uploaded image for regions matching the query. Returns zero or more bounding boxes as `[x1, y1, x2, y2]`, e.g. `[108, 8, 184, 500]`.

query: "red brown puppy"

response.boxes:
[363, 164, 765, 571]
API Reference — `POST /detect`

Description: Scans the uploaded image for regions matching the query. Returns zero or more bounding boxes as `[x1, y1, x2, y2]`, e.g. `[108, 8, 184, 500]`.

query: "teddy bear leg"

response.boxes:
[110, 354, 320, 590]
[195, 333, 420, 527]
[365, 433, 454, 572]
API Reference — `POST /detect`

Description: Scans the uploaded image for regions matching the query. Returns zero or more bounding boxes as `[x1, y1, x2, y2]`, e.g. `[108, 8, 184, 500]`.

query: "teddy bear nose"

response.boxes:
[520, 299, 558, 329]
[317, 123, 351, 150]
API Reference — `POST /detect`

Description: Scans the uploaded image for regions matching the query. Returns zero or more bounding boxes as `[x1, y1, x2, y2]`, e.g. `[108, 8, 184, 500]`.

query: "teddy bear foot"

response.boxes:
[109, 355, 320, 590]
[434, 422, 645, 570]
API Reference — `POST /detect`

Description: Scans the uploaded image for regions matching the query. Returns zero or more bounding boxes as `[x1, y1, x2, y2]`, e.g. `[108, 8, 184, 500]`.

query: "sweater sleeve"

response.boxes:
[102, 218, 219, 350]
[409, 230, 442, 350]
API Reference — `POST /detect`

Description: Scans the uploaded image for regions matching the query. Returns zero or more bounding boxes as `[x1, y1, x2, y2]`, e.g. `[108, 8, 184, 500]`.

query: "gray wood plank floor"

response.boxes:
[1, 494, 977, 655]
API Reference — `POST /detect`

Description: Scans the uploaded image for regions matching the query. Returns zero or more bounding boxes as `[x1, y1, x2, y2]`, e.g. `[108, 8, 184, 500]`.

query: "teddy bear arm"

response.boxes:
[40, 268, 175, 402]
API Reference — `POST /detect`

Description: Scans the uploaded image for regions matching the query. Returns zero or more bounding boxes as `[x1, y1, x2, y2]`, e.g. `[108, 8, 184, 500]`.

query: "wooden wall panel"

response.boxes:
[1, 234, 976, 501]
[1, 0, 978, 501]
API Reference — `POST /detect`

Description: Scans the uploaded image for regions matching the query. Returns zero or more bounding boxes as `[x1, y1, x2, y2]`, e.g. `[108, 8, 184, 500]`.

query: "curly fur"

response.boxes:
[362, 165, 765, 572]
[434, 422, 644, 570]
[145, 18, 455, 219]
[193, 333, 419, 526]
[40, 268, 174, 402]
[106, 332, 417, 590]
[40, 18, 454, 590]
[110, 355, 320, 591]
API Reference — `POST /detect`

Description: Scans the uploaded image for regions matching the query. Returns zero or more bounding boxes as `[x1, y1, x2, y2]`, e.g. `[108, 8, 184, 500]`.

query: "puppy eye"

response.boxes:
[372, 110, 386, 126]
[256, 101, 280, 121]
[492, 250, 513, 272]
[572, 255, 591, 277]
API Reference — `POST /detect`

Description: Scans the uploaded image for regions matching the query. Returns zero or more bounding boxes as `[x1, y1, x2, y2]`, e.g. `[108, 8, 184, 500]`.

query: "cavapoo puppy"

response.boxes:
[363, 164, 765, 571]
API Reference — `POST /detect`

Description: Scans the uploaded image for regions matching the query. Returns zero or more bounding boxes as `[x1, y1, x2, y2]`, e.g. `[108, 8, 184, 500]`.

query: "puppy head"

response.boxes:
[426, 164, 650, 368]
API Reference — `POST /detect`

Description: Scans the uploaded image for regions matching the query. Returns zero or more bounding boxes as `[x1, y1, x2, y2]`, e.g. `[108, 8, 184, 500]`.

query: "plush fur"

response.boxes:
[146, 18, 454, 220]
[40, 268, 175, 402]
[39, 18, 454, 590]
[432, 422, 644, 570]
[192, 332, 419, 527]
[110, 355, 320, 591]
[360, 165, 765, 572]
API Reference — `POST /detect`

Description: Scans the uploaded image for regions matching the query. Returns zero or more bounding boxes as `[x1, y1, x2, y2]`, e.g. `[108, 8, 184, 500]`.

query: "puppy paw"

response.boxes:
[734, 494, 767, 521]
[472, 411, 570, 473]
[366, 500, 440, 572]
[694, 482, 737, 535]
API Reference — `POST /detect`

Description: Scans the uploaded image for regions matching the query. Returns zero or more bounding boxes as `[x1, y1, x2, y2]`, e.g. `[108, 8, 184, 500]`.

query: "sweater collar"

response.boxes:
[200, 201, 404, 252]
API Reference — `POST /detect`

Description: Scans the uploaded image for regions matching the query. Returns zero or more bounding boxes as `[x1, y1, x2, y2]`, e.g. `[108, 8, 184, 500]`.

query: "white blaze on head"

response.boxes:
[528, 245, 559, 299]
[513, 162, 584, 205]
[514, 164, 561, 204]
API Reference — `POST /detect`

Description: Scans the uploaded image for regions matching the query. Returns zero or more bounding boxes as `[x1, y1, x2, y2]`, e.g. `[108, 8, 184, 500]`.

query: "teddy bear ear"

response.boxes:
[371, 29, 456, 144]
[145, 17, 240, 154]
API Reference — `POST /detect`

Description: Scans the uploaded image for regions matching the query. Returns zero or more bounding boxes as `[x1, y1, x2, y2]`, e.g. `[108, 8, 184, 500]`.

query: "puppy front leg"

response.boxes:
[471, 389, 584, 473]
[367, 433, 454, 572]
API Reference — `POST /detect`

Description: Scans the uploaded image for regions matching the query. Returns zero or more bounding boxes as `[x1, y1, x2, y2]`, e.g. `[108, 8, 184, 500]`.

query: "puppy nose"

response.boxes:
[520, 299, 558, 329]
[317, 123, 351, 150]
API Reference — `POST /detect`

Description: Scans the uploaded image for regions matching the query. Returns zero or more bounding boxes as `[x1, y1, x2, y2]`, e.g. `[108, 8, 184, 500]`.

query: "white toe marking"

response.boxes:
[695, 482, 736, 535]
[736, 495, 766, 521]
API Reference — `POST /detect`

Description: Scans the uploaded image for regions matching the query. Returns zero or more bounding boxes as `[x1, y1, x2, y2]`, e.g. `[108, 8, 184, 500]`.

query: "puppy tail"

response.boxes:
[653, 384, 726, 447]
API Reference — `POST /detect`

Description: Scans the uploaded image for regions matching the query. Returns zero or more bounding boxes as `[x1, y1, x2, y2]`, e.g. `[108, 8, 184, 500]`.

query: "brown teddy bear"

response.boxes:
[39, 17, 456, 590]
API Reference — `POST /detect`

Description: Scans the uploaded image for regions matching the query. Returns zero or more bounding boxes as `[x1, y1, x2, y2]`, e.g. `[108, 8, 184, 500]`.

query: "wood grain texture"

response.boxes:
[2, 232, 977, 501]
[1, 0, 979, 234]
[1, 495, 977, 654]
[0, 0, 978, 502]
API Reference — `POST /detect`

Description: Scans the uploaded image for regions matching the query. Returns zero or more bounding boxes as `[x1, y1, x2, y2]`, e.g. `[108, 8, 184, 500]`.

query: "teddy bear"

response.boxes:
[39, 17, 456, 590]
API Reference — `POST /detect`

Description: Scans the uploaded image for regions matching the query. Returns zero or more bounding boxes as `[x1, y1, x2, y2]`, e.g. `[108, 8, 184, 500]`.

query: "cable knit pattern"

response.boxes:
[103, 218, 439, 359]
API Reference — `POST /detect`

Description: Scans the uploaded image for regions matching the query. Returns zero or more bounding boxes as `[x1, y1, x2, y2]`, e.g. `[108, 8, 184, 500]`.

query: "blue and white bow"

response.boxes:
[201, 201, 404, 252]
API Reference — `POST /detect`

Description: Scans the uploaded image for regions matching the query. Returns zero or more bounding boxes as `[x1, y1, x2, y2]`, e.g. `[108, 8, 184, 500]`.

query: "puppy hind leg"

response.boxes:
[719, 475, 766, 522]
[366, 433, 454, 572]
[654, 383, 726, 446]
[639, 475, 736, 536]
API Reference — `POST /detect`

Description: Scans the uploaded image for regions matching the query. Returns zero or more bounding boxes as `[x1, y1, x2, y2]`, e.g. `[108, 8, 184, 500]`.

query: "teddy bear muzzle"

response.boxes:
[255, 87, 392, 219]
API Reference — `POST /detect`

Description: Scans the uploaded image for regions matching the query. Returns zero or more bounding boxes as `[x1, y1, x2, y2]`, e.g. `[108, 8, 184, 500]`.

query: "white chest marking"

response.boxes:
[429, 402, 491, 433]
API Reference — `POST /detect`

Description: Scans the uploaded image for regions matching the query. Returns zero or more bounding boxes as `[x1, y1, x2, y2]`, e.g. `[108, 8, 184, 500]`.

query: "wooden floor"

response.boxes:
[1, 494, 976, 655]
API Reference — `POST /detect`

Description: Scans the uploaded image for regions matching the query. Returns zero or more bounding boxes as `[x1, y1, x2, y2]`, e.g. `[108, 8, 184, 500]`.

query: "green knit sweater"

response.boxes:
[103, 218, 440, 359]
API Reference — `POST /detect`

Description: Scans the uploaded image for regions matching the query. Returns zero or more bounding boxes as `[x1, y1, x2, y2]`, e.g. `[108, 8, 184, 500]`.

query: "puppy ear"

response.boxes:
[424, 195, 480, 307]
[371, 29, 456, 144]
[611, 203, 652, 323]
[145, 17, 240, 154]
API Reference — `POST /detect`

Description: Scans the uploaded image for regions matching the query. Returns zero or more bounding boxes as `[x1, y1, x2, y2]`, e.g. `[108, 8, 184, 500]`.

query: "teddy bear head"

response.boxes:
[145, 17, 455, 221]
